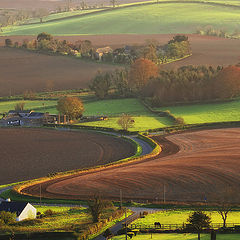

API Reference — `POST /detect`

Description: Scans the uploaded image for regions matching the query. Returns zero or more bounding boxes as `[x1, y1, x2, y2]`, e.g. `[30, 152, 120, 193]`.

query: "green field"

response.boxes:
[132, 210, 240, 226]
[158, 99, 240, 124]
[77, 98, 172, 131]
[0, 100, 57, 114]
[0, 98, 172, 131]
[2, 2, 240, 35]
[113, 233, 240, 240]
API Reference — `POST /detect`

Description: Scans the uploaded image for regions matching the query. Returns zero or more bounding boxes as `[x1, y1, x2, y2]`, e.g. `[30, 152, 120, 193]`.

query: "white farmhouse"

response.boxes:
[0, 200, 37, 221]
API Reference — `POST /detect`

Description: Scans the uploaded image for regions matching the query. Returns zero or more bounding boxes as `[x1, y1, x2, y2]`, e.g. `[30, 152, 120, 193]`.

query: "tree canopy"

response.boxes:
[56, 96, 84, 120]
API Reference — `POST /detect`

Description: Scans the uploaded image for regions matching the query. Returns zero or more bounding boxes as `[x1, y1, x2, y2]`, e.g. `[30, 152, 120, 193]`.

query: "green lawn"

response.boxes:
[113, 233, 240, 240]
[2, 2, 240, 35]
[158, 99, 240, 125]
[0, 100, 57, 114]
[78, 98, 172, 131]
[132, 210, 240, 226]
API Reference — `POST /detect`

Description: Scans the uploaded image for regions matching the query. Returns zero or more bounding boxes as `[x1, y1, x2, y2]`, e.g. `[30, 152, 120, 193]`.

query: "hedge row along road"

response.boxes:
[0, 128, 136, 185]
[21, 128, 240, 202]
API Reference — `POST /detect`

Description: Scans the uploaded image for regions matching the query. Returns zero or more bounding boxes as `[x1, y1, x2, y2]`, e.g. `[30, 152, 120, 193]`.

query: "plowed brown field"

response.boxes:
[0, 128, 135, 184]
[22, 128, 240, 202]
[0, 34, 239, 96]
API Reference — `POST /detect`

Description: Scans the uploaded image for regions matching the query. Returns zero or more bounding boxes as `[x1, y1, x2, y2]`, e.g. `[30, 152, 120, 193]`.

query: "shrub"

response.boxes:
[44, 209, 55, 217]
[175, 117, 185, 125]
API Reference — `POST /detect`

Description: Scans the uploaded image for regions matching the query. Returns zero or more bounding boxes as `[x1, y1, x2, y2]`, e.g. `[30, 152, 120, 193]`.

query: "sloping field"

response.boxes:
[0, 128, 135, 184]
[159, 99, 240, 124]
[0, 47, 117, 96]
[22, 128, 240, 202]
[2, 2, 240, 35]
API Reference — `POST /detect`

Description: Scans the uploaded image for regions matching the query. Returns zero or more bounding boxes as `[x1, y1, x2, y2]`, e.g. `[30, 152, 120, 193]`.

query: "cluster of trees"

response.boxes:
[5, 34, 191, 66]
[145, 65, 240, 106]
[90, 58, 240, 106]
[5, 33, 94, 58]
[102, 35, 191, 65]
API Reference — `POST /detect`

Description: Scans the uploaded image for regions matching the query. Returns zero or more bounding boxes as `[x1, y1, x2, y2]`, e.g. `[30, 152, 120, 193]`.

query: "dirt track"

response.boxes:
[22, 128, 240, 202]
[0, 128, 135, 185]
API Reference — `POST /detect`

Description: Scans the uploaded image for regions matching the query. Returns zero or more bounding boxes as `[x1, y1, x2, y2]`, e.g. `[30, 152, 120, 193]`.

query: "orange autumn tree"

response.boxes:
[129, 58, 158, 90]
[57, 96, 84, 120]
[214, 65, 240, 99]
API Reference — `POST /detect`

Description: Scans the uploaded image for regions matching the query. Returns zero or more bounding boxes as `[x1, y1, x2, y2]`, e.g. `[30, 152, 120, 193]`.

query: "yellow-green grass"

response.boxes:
[112, 233, 240, 240]
[78, 116, 171, 131]
[24, 9, 102, 24]
[2, 2, 240, 35]
[0, 100, 57, 114]
[77, 98, 172, 131]
[132, 210, 240, 226]
[158, 99, 240, 124]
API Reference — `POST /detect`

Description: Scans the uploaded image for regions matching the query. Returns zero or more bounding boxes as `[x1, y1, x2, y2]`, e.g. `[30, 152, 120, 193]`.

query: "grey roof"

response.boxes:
[0, 202, 28, 216]
[8, 110, 32, 114]
[28, 112, 45, 118]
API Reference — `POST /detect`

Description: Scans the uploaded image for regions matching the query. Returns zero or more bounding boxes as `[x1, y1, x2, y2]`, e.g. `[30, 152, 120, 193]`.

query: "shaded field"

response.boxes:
[0, 128, 135, 184]
[0, 47, 117, 96]
[2, 2, 240, 35]
[158, 98, 240, 124]
[22, 128, 240, 202]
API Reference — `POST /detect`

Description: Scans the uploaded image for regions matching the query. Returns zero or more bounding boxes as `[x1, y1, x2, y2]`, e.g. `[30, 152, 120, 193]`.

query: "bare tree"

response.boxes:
[14, 102, 25, 111]
[110, 0, 117, 8]
[117, 114, 135, 131]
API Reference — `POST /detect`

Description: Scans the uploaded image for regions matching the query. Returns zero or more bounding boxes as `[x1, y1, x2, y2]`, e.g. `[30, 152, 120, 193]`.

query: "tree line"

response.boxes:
[90, 58, 240, 106]
[5, 33, 191, 66]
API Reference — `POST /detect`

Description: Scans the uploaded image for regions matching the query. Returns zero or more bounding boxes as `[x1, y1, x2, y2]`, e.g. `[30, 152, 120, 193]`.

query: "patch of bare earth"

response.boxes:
[22, 128, 240, 202]
[0, 128, 135, 184]
[0, 47, 116, 96]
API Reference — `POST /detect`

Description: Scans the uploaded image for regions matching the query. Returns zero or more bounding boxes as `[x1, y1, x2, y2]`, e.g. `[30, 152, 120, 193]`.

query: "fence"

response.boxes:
[129, 223, 240, 231]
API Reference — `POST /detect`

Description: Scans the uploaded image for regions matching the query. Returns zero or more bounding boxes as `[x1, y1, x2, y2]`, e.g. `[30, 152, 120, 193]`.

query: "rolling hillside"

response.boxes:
[2, 2, 240, 35]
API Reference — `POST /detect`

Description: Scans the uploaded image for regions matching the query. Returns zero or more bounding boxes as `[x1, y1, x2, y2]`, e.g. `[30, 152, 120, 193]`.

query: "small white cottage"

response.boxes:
[0, 199, 37, 221]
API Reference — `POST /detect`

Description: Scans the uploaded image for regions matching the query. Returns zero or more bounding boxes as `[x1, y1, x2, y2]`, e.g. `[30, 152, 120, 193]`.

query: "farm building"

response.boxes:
[0, 200, 37, 221]
[95, 46, 113, 61]
[0, 110, 57, 126]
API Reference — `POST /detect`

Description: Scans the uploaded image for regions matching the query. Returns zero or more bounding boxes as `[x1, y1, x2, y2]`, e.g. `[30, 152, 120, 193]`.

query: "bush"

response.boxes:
[175, 117, 185, 125]
[44, 209, 55, 217]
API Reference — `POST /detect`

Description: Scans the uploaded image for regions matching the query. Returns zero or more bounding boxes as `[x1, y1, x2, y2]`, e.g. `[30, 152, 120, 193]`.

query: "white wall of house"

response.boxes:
[16, 203, 37, 221]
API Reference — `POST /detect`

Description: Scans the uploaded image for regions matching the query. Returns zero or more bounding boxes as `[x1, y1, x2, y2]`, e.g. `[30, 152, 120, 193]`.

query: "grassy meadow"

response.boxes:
[2, 2, 240, 35]
[158, 99, 240, 125]
[112, 233, 240, 240]
[132, 210, 240, 226]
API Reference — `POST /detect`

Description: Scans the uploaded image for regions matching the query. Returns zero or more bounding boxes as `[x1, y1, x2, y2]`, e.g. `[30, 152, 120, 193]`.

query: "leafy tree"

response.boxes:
[88, 195, 105, 223]
[187, 211, 211, 240]
[0, 211, 16, 225]
[90, 72, 112, 99]
[117, 114, 135, 131]
[168, 35, 188, 44]
[14, 102, 25, 111]
[56, 97, 84, 120]
[129, 58, 158, 90]
[37, 32, 53, 42]
[113, 69, 130, 97]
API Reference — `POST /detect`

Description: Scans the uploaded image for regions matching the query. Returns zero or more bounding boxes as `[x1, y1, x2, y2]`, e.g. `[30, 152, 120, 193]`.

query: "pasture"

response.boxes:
[132, 210, 240, 225]
[2, 2, 240, 35]
[158, 99, 240, 124]
[112, 234, 240, 240]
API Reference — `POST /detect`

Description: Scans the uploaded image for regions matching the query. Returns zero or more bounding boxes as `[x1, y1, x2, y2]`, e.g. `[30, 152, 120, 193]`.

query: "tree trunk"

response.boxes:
[223, 218, 226, 228]
[198, 232, 201, 240]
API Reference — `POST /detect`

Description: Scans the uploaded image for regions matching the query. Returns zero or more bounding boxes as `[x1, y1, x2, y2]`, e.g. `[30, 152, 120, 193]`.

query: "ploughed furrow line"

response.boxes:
[22, 128, 240, 203]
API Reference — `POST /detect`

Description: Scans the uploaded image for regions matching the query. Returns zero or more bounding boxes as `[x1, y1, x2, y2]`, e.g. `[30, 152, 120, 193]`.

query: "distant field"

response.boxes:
[113, 233, 240, 240]
[158, 99, 240, 124]
[2, 2, 240, 35]
[0, 47, 117, 96]
[132, 210, 240, 225]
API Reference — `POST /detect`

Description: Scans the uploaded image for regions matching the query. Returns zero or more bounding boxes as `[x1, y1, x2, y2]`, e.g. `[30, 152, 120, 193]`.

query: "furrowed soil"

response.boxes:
[0, 47, 116, 96]
[0, 34, 239, 96]
[0, 128, 135, 184]
[22, 128, 240, 202]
